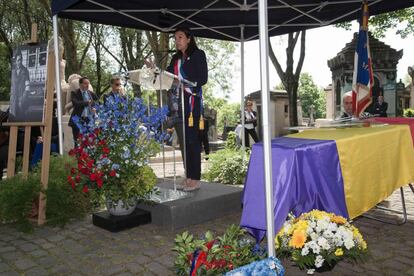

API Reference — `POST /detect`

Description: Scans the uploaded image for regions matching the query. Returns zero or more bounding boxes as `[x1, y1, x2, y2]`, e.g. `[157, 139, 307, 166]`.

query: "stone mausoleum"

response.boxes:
[326, 32, 403, 118]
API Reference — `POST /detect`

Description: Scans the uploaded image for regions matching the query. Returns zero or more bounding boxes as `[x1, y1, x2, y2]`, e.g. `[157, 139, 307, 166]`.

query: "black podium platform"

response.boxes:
[138, 181, 243, 230]
[92, 208, 151, 232]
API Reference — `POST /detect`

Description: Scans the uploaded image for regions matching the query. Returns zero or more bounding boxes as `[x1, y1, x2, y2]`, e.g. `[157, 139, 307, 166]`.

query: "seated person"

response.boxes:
[341, 91, 353, 118]
[30, 104, 60, 168]
[373, 95, 388, 117]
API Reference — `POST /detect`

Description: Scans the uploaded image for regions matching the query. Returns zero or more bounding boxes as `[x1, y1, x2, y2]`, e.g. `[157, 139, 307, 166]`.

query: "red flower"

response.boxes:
[75, 175, 81, 183]
[94, 128, 100, 135]
[102, 147, 110, 154]
[90, 173, 97, 181]
[68, 149, 75, 156]
[109, 170, 116, 177]
[67, 175, 73, 182]
[97, 178, 103, 188]
[82, 185, 89, 193]
[87, 160, 94, 169]
[98, 139, 106, 146]
[227, 263, 234, 270]
[205, 240, 215, 250]
[70, 168, 76, 175]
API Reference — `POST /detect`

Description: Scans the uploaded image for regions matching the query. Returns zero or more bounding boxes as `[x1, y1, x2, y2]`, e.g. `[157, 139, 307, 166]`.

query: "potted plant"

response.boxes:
[275, 210, 368, 274]
[68, 96, 167, 215]
[174, 225, 266, 275]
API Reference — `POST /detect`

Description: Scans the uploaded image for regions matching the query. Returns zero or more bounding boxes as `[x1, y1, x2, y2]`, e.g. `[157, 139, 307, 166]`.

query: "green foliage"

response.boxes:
[0, 175, 40, 232]
[39, 155, 92, 227]
[336, 7, 414, 39]
[173, 225, 262, 276]
[0, 44, 11, 101]
[403, 108, 414, 117]
[203, 148, 250, 185]
[298, 73, 326, 119]
[225, 131, 238, 150]
[0, 155, 93, 232]
[217, 102, 240, 133]
[197, 38, 236, 96]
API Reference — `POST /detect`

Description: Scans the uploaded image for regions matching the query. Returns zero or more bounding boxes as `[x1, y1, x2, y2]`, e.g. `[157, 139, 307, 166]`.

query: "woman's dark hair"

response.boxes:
[174, 26, 198, 57]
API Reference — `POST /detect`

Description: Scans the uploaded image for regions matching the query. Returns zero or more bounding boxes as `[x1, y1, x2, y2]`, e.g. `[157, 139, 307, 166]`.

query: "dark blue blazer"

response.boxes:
[167, 48, 208, 120]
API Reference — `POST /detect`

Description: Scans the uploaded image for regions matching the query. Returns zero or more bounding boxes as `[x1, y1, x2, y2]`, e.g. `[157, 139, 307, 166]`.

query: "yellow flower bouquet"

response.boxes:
[275, 210, 368, 274]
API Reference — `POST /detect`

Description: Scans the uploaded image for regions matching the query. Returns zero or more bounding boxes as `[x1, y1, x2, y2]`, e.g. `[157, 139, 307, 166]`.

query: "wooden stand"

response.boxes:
[4, 24, 55, 225]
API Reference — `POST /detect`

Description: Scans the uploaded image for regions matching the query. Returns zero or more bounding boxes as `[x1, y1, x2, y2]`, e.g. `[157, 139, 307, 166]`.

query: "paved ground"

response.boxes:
[0, 158, 414, 275]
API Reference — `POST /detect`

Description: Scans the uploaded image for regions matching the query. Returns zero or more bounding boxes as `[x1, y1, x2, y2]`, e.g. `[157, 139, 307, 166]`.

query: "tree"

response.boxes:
[337, 7, 414, 39]
[269, 31, 306, 127]
[298, 73, 326, 119]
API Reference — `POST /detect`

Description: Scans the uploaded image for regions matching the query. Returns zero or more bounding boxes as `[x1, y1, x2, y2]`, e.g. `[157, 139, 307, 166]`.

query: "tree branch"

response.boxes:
[295, 30, 306, 78]
[79, 23, 94, 69]
[98, 39, 128, 71]
[268, 39, 285, 81]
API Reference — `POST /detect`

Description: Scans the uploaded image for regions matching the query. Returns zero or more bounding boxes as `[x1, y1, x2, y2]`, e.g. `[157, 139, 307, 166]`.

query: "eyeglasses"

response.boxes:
[114, 83, 121, 86]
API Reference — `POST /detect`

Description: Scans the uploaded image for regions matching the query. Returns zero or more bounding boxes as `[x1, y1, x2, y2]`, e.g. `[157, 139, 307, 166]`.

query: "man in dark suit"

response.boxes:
[373, 95, 388, 117]
[69, 77, 98, 144]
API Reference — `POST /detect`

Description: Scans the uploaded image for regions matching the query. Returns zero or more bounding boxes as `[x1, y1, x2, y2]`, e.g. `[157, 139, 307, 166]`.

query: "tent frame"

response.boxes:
[52, 0, 404, 257]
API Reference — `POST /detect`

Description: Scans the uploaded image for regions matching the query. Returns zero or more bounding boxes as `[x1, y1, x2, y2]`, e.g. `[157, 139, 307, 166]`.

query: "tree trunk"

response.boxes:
[269, 30, 306, 126]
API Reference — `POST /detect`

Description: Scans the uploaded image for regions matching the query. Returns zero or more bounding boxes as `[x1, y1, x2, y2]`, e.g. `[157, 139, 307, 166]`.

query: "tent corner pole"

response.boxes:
[258, 0, 275, 257]
[240, 25, 246, 155]
[53, 15, 64, 155]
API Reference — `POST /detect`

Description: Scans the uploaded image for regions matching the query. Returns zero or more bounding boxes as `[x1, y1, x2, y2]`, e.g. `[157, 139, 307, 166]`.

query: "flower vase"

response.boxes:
[106, 199, 137, 216]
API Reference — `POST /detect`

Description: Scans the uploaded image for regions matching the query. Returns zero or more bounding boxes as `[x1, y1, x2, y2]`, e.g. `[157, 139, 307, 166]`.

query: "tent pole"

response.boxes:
[53, 15, 64, 155]
[258, 0, 275, 257]
[240, 26, 246, 154]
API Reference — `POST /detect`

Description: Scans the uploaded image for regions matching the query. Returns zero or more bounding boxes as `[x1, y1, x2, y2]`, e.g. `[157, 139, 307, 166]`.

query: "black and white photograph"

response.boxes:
[9, 43, 47, 122]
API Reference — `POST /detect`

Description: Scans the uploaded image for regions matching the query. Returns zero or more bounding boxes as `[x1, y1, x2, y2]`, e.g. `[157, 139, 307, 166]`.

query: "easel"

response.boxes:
[4, 24, 55, 225]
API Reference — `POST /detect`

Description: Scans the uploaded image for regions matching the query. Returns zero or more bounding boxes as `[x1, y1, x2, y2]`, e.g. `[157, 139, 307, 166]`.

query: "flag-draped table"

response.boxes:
[367, 117, 414, 146]
[240, 125, 414, 242]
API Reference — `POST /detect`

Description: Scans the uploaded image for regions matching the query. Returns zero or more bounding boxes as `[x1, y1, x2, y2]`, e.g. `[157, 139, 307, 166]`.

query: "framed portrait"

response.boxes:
[8, 43, 48, 123]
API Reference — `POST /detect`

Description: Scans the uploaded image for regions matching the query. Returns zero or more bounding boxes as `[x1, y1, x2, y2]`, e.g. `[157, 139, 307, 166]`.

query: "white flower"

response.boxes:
[327, 222, 338, 232]
[301, 246, 310, 256]
[315, 255, 325, 268]
[310, 221, 317, 229]
[323, 230, 334, 239]
[307, 241, 321, 254]
[310, 232, 319, 241]
[344, 239, 355, 250]
[284, 224, 292, 234]
[317, 237, 331, 251]
[316, 219, 329, 233]
[307, 269, 315, 274]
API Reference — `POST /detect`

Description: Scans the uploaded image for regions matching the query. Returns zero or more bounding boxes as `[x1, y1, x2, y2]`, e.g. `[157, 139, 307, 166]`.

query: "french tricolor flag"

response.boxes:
[352, 2, 374, 116]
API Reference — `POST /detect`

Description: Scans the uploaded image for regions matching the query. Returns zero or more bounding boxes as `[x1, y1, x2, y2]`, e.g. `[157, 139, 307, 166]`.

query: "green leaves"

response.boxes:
[203, 148, 250, 185]
[298, 73, 326, 119]
[173, 224, 262, 275]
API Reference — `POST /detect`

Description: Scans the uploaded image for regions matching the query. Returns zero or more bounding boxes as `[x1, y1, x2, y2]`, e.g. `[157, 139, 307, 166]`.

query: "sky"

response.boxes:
[228, 22, 414, 103]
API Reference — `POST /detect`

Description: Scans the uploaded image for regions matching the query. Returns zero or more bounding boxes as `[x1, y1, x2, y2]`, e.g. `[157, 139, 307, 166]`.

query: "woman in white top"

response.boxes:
[244, 100, 259, 147]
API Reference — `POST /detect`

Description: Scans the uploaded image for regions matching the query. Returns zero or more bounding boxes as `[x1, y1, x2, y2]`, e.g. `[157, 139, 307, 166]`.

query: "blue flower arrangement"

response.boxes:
[225, 257, 285, 276]
[69, 95, 168, 208]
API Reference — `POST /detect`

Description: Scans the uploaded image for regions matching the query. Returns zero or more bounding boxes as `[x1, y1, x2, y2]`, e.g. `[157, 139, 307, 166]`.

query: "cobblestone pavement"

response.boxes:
[0, 179, 413, 275]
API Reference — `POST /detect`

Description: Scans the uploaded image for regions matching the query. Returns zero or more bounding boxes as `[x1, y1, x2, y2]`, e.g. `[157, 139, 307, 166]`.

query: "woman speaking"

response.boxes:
[167, 27, 208, 191]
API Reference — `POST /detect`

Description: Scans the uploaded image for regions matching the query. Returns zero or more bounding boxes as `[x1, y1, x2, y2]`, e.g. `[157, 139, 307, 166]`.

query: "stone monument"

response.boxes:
[327, 32, 403, 118]
[408, 66, 414, 109]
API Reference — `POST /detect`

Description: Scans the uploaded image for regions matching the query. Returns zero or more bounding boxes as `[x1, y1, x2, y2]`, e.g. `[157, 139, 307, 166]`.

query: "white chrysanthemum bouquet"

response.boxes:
[275, 210, 368, 274]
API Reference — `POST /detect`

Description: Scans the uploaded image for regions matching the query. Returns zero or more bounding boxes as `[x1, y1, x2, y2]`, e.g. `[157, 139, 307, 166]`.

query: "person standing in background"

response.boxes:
[244, 100, 259, 147]
[69, 77, 98, 144]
